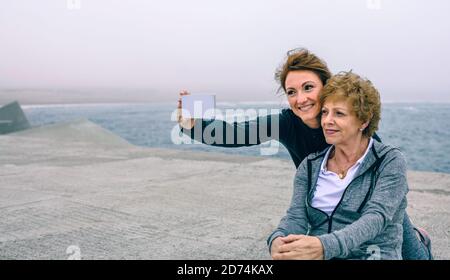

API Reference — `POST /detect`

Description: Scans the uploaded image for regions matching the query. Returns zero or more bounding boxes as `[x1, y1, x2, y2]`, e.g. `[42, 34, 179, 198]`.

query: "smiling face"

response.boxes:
[321, 98, 366, 146]
[285, 70, 323, 128]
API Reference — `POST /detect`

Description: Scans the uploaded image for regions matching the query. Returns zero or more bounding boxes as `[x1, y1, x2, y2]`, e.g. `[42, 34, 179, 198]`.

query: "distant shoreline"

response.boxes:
[2, 89, 450, 106]
[15, 101, 288, 107]
[3, 101, 450, 108]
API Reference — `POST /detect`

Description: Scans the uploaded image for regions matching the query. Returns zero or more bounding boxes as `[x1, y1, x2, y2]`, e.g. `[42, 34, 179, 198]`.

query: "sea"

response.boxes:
[21, 102, 450, 174]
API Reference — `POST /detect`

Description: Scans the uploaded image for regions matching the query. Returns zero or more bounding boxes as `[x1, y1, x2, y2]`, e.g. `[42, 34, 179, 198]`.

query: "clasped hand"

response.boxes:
[271, 234, 324, 260]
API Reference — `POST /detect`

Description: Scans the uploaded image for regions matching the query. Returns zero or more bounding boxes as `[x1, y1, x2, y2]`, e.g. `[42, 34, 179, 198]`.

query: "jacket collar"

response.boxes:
[307, 139, 395, 190]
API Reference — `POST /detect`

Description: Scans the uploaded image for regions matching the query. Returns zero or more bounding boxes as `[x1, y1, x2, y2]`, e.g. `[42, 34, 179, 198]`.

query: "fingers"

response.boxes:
[277, 235, 306, 253]
[278, 239, 304, 253]
[177, 90, 195, 129]
[270, 237, 284, 255]
[280, 234, 304, 243]
[272, 235, 321, 260]
[272, 253, 283, 260]
[177, 90, 188, 118]
[178, 90, 190, 109]
[272, 251, 296, 260]
[179, 90, 190, 96]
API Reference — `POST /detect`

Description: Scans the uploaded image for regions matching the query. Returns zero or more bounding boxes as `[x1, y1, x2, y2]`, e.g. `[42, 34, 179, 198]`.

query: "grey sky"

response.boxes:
[1, 0, 450, 102]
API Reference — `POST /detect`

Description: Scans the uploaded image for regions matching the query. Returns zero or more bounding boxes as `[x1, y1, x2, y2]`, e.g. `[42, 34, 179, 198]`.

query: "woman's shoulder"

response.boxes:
[277, 108, 296, 135]
[372, 141, 407, 170]
[294, 147, 329, 174]
[306, 146, 330, 160]
[279, 108, 308, 129]
[373, 141, 404, 158]
[279, 108, 294, 120]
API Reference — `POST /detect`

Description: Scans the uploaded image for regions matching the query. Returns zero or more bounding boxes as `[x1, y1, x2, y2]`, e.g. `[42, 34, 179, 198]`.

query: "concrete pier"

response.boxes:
[0, 120, 448, 259]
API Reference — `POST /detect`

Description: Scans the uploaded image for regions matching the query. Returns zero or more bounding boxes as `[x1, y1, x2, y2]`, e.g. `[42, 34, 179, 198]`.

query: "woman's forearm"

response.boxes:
[180, 115, 279, 147]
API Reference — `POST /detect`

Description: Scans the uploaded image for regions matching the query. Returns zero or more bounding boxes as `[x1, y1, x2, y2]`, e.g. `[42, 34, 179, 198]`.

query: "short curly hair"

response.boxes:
[275, 48, 332, 93]
[319, 71, 381, 137]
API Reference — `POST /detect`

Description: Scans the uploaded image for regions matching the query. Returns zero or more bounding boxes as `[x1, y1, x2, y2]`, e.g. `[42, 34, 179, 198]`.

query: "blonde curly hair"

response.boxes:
[319, 71, 381, 137]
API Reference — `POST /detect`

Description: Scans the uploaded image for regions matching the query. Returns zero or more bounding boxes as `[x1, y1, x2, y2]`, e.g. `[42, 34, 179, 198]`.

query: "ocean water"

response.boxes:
[22, 102, 450, 174]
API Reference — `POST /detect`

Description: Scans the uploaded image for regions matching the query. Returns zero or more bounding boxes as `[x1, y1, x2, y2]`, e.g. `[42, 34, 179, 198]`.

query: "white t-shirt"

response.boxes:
[311, 138, 374, 216]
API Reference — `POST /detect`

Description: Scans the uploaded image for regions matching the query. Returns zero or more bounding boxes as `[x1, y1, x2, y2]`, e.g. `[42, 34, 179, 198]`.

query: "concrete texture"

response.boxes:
[0, 119, 448, 259]
[0, 101, 30, 135]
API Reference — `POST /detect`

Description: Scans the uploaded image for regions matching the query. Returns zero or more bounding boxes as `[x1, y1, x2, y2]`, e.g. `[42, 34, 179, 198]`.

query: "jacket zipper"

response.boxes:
[307, 152, 382, 234]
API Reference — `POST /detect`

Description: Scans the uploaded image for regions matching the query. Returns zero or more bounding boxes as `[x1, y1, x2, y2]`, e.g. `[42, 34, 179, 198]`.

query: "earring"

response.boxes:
[359, 128, 364, 131]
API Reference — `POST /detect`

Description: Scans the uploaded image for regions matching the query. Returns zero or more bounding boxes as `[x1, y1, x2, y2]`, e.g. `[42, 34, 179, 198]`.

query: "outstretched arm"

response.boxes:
[177, 91, 285, 147]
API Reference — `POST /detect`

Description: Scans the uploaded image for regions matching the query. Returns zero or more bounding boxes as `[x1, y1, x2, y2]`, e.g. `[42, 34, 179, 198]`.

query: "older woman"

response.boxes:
[177, 48, 431, 259]
[268, 72, 408, 260]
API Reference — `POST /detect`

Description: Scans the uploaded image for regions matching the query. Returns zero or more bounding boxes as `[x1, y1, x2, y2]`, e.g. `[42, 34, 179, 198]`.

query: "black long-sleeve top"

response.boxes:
[181, 108, 334, 168]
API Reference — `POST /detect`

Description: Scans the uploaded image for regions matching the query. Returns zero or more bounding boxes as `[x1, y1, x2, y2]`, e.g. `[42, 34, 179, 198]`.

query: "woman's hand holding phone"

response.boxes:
[177, 90, 196, 130]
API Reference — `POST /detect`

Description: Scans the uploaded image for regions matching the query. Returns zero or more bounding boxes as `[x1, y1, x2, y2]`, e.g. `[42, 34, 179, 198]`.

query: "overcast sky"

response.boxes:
[1, 0, 450, 102]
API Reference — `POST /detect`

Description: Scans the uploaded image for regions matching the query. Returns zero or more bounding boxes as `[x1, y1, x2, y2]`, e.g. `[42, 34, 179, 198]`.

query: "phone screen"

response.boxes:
[181, 95, 216, 119]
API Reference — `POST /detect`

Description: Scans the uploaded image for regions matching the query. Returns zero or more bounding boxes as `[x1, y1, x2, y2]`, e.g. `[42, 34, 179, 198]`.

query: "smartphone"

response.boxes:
[181, 94, 216, 119]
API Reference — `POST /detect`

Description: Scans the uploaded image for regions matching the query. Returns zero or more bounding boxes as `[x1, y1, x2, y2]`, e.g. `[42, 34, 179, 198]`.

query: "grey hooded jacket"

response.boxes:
[267, 140, 409, 260]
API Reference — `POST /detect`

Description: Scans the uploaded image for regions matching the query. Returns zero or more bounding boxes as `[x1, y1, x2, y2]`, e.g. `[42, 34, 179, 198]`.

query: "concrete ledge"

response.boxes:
[0, 120, 448, 259]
